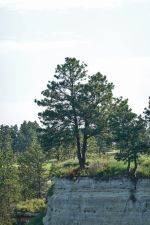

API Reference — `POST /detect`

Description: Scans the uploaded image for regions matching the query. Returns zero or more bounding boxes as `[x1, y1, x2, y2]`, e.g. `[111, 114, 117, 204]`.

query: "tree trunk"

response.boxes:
[79, 158, 85, 170]
[127, 159, 130, 173]
[132, 155, 138, 176]
[81, 133, 88, 169]
[56, 148, 60, 161]
[80, 120, 88, 169]
[74, 117, 82, 168]
[72, 102, 83, 169]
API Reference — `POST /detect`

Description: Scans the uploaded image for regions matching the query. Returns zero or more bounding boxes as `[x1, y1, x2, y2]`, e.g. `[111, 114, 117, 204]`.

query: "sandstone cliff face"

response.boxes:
[43, 178, 150, 225]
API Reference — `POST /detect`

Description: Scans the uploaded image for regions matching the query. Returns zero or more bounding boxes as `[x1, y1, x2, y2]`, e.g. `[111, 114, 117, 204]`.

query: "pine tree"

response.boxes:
[0, 125, 20, 225]
[17, 121, 39, 152]
[35, 57, 114, 168]
[18, 141, 48, 199]
[110, 98, 148, 175]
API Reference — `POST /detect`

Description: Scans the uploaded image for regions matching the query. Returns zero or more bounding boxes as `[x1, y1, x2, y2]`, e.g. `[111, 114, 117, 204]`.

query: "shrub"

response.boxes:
[16, 198, 46, 213]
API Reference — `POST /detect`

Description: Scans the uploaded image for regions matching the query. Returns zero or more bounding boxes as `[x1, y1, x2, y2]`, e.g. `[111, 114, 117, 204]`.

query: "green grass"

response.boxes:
[16, 198, 46, 213]
[47, 154, 150, 179]
[47, 155, 126, 179]
[137, 155, 150, 178]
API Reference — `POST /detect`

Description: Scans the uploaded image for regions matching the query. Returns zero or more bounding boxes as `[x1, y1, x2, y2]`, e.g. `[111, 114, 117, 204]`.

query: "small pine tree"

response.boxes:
[17, 121, 39, 153]
[110, 98, 148, 175]
[18, 141, 48, 200]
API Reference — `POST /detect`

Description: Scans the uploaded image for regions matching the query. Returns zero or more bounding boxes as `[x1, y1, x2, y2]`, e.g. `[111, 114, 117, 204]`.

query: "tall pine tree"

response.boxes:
[36, 57, 114, 168]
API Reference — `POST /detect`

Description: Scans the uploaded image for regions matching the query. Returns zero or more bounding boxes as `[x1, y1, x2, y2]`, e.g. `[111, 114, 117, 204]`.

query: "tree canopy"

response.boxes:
[109, 98, 148, 175]
[35, 57, 114, 168]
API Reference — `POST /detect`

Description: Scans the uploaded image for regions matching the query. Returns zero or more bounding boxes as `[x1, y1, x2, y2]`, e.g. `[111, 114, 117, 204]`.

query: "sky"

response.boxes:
[0, 0, 150, 125]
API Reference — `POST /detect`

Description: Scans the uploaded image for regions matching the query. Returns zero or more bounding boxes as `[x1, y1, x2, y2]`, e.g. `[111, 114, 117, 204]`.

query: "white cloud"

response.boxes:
[0, 0, 148, 10]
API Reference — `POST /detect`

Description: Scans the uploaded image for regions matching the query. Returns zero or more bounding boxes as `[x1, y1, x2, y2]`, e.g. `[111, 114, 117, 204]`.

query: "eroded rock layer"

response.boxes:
[43, 178, 150, 225]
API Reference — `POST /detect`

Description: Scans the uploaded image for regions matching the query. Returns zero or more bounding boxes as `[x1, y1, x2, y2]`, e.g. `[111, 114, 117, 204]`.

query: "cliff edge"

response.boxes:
[43, 178, 150, 225]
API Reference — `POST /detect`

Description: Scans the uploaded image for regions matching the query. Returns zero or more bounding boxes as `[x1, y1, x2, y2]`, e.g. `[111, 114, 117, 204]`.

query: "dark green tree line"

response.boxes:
[0, 125, 20, 225]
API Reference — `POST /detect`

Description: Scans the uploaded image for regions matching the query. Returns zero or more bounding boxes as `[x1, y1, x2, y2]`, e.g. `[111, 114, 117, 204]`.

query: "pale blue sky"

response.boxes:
[0, 0, 150, 125]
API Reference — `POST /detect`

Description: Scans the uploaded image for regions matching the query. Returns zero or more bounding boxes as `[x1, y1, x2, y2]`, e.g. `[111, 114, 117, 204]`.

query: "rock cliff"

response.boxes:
[43, 178, 150, 225]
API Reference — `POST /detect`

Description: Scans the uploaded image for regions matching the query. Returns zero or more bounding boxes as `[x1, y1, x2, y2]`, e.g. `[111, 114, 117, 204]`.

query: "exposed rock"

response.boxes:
[43, 178, 150, 225]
